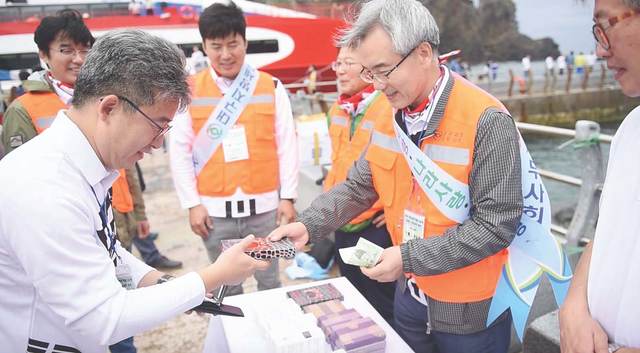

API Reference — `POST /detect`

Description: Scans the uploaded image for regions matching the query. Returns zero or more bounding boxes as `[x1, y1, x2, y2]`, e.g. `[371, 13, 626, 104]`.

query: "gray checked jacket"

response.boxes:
[299, 73, 523, 334]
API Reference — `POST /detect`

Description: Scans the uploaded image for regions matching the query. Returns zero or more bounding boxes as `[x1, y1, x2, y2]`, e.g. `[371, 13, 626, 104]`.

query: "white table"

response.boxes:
[202, 277, 413, 353]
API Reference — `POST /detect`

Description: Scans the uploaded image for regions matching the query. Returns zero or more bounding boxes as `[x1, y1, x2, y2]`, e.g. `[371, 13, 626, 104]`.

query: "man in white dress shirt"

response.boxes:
[0, 29, 269, 353]
[559, 0, 640, 352]
[170, 1, 298, 296]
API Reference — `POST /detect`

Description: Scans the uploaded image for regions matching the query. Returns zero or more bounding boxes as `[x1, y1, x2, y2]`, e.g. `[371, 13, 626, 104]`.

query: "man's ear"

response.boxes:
[97, 95, 119, 122]
[416, 42, 436, 65]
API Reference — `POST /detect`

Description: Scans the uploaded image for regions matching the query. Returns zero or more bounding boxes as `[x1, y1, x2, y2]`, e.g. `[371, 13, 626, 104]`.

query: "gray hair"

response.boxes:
[624, 0, 640, 9]
[337, 0, 439, 56]
[72, 29, 190, 112]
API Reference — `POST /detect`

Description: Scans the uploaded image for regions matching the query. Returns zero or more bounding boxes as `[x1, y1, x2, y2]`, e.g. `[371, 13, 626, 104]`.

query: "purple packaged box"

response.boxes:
[334, 323, 386, 351]
[286, 283, 343, 307]
[318, 309, 361, 337]
[303, 299, 345, 319]
[344, 340, 386, 353]
[326, 317, 377, 347]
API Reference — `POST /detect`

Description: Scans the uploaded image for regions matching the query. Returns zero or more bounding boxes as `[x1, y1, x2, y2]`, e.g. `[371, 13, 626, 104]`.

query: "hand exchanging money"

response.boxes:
[338, 238, 384, 268]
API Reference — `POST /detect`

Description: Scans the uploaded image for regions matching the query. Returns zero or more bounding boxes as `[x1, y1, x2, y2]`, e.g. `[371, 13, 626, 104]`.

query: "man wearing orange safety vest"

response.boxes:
[270, 1, 523, 352]
[170, 1, 298, 296]
[324, 46, 395, 325]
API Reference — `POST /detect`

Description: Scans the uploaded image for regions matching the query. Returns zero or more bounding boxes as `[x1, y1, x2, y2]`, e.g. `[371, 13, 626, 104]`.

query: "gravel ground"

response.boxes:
[131, 150, 322, 353]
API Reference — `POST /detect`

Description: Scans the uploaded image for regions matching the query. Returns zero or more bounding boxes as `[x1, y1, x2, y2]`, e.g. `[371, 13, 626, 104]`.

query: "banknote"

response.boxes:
[338, 238, 383, 268]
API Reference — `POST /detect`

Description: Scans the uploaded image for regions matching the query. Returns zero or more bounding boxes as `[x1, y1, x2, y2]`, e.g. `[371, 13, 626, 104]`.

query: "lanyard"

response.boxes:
[89, 186, 119, 266]
[403, 65, 447, 144]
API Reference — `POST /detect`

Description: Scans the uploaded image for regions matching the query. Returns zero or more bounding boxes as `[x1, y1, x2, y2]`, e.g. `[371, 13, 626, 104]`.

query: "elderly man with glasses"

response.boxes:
[270, 0, 524, 351]
[325, 45, 396, 326]
[560, 1, 640, 353]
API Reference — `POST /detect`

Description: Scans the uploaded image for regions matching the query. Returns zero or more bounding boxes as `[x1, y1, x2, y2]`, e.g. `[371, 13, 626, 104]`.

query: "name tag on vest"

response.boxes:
[222, 125, 249, 162]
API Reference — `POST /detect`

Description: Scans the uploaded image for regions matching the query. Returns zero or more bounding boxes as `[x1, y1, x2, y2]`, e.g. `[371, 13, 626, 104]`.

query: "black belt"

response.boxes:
[28, 338, 80, 353]
[225, 199, 257, 218]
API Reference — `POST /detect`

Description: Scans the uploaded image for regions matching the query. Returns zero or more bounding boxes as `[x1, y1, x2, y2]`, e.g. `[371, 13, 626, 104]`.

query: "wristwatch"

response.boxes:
[156, 274, 175, 284]
[608, 343, 623, 353]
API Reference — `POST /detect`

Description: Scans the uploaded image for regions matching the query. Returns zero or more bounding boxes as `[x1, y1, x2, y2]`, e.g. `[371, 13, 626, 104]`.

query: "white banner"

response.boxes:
[192, 64, 259, 175]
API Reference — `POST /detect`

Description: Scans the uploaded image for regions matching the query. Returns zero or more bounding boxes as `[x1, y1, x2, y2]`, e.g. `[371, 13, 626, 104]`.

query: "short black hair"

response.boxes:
[198, 1, 246, 41]
[34, 9, 95, 56]
[18, 70, 30, 80]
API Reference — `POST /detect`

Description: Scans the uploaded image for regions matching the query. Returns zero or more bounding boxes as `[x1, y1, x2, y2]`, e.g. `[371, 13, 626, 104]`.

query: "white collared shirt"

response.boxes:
[588, 105, 640, 347]
[0, 111, 205, 353]
[169, 67, 299, 217]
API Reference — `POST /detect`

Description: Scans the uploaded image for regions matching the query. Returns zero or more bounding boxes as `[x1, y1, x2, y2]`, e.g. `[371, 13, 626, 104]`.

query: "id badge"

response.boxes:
[116, 263, 135, 290]
[402, 209, 425, 244]
[222, 125, 249, 162]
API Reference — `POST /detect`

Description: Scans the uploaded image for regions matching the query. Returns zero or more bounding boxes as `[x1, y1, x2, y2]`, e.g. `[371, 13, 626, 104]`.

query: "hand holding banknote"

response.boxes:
[360, 245, 404, 283]
[338, 238, 384, 268]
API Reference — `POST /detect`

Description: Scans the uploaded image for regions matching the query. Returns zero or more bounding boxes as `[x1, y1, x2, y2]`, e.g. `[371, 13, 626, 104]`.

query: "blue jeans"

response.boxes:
[394, 284, 512, 353]
[132, 233, 161, 265]
[109, 337, 136, 353]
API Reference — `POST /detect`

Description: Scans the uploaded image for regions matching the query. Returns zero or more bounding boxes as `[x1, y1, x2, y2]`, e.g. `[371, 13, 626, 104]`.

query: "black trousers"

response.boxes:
[335, 222, 396, 327]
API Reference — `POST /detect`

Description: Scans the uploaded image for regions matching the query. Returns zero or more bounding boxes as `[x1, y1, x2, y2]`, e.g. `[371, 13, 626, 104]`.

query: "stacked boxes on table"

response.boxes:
[287, 283, 387, 353]
[251, 297, 326, 353]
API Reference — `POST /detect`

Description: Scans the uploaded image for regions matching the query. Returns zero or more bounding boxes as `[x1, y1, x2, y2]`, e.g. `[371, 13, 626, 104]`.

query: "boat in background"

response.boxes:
[0, 0, 342, 91]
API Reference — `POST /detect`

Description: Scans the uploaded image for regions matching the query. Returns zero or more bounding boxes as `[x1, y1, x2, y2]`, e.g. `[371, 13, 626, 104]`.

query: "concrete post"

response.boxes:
[565, 120, 606, 246]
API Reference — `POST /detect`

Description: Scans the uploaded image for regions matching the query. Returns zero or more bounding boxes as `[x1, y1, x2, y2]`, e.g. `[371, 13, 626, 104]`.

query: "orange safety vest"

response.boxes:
[18, 91, 66, 134]
[20, 90, 135, 213]
[190, 69, 280, 197]
[324, 93, 392, 225]
[366, 75, 508, 303]
[111, 169, 134, 213]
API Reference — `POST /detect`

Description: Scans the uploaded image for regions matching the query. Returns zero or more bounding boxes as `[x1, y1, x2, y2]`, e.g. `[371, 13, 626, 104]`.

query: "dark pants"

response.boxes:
[394, 284, 512, 353]
[132, 233, 161, 265]
[109, 337, 136, 353]
[335, 223, 395, 326]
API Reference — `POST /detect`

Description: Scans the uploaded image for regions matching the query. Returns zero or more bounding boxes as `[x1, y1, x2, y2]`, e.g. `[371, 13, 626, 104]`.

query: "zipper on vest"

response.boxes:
[425, 298, 433, 335]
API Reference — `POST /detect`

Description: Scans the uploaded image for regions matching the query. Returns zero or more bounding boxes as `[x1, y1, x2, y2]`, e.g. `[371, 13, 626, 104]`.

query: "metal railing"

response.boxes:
[289, 92, 613, 247]
[517, 120, 610, 246]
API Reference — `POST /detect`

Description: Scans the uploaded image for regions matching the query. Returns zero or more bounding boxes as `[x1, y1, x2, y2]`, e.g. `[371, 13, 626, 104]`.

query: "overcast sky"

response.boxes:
[514, 0, 596, 54]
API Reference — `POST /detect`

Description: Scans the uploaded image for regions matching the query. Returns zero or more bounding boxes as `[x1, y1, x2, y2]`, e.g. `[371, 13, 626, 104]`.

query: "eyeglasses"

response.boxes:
[359, 47, 416, 84]
[331, 60, 360, 72]
[116, 95, 172, 139]
[592, 9, 640, 51]
[54, 47, 90, 58]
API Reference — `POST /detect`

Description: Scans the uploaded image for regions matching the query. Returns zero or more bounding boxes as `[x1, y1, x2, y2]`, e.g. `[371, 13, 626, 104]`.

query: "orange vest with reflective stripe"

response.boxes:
[324, 93, 392, 225]
[18, 91, 65, 134]
[366, 75, 508, 303]
[189, 70, 279, 197]
[20, 90, 134, 213]
[111, 169, 134, 213]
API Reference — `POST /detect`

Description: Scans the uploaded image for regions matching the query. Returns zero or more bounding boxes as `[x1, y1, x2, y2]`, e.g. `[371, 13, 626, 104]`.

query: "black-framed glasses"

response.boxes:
[592, 9, 640, 51]
[359, 47, 416, 84]
[116, 95, 172, 139]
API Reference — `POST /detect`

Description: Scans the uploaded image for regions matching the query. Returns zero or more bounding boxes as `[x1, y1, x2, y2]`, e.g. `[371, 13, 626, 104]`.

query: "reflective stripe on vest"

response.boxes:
[189, 69, 280, 197]
[191, 94, 274, 107]
[324, 93, 393, 225]
[366, 73, 508, 303]
[18, 91, 66, 135]
[330, 115, 348, 127]
[112, 169, 134, 213]
[35, 116, 56, 130]
[424, 145, 469, 166]
[370, 130, 401, 153]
